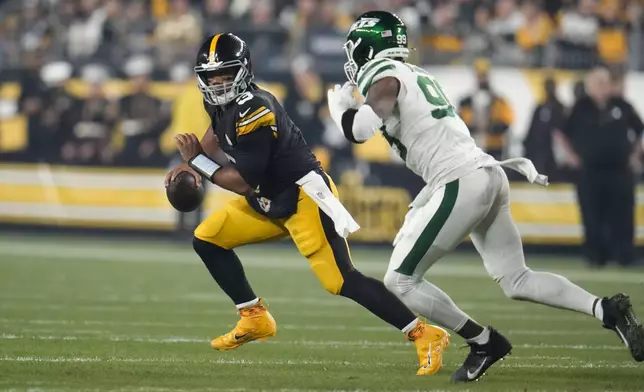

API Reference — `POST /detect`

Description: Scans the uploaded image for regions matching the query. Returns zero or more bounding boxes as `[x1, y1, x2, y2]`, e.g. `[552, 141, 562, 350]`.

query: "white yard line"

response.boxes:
[0, 293, 535, 312]
[0, 318, 608, 336]
[0, 333, 625, 351]
[0, 355, 638, 369]
[0, 387, 405, 392]
[2, 240, 643, 283]
[0, 302, 599, 322]
[0, 388, 464, 392]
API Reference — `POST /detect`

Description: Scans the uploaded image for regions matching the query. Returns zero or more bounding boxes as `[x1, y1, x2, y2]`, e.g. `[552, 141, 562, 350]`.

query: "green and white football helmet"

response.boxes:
[344, 11, 409, 85]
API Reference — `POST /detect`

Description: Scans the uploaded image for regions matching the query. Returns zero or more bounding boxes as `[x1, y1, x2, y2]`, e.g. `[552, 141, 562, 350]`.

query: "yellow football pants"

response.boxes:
[194, 175, 352, 295]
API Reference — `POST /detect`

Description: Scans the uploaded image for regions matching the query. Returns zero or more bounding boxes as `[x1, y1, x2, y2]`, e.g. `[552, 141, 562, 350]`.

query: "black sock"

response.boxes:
[457, 319, 485, 340]
[339, 270, 416, 330]
[592, 298, 601, 318]
[192, 237, 256, 305]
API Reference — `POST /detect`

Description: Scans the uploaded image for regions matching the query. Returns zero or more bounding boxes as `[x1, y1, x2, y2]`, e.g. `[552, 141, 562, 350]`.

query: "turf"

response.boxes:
[1, 234, 643, 391]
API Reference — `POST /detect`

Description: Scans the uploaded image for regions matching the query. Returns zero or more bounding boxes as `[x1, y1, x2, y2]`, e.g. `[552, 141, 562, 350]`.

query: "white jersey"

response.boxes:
[356, 58, 488, 193]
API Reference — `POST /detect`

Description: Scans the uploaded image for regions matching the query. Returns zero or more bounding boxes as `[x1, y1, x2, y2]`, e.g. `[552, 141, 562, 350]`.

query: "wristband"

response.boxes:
[189, 154, 221, 179]
[341, 108, 361, 144]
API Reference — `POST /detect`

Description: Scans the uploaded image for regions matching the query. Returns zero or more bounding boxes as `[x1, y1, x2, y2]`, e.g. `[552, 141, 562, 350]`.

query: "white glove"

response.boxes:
[327, 82, 359, 130]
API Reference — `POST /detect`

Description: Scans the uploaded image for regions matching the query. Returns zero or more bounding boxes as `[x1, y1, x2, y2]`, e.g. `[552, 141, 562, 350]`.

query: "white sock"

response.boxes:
[593, 298, 604, 322]
[401, 317, 419, 334]
[467, 326, 491, 345]
[236, 298, 260, 309]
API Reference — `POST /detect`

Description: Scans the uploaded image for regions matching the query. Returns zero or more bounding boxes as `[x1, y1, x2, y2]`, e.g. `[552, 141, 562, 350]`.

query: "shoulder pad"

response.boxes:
[234, 93, 276, 137]
[357, 58, 399, 97]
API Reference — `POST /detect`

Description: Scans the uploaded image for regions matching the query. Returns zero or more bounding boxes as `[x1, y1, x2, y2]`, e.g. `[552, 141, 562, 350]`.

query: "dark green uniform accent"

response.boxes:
[395, 180, 460, 276]
[360, 65, 396, 96]
[356, 58, 390, 86]
[381, 126, 407, 161]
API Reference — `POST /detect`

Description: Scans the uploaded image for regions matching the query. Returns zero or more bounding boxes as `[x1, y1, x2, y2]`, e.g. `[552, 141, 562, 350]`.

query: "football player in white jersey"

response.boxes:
[328, 11, 644, 382]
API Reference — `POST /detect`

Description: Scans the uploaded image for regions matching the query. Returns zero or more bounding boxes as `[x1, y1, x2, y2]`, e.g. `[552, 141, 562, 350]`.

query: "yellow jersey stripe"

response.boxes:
[238, 108, 271, 127]
[237, 112, 276, 136]
[209, 34, 222, 57]
[237, 106, 267, 125]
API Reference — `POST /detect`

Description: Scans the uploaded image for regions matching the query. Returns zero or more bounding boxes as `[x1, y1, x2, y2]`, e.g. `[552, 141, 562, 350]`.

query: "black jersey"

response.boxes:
[204, 84, 320, 218]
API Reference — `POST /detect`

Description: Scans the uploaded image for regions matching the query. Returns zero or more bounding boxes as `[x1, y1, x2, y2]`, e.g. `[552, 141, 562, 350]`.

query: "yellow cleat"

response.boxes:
[407, 321, 450, 376]
[210, 299, 277, 351]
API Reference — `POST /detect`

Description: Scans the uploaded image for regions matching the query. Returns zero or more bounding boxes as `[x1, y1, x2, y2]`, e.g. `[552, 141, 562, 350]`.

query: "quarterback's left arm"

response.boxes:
[201, 127, 273, 196]
[175, 133, 255, 196]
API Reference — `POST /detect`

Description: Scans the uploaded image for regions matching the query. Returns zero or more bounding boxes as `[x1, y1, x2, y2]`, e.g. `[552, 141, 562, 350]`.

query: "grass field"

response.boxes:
[1, 234, 644, 391]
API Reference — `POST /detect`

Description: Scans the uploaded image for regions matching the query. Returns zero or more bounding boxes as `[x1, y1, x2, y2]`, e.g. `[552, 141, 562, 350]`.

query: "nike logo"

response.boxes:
[421, 343, 432, 369]
[234, 333, 249, 340]
[239, 108, 251, 117]
[224, 152, 236, 163]
[615, 325, 630, 348]
[467, 358, 488, 380]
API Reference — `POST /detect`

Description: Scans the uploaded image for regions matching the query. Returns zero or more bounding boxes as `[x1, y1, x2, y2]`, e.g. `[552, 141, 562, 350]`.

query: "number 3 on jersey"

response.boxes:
[236, 91, 253, 105]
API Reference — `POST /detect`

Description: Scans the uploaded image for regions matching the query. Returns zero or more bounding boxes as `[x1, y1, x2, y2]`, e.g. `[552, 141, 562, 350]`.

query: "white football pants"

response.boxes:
[383, 166, 599, 331]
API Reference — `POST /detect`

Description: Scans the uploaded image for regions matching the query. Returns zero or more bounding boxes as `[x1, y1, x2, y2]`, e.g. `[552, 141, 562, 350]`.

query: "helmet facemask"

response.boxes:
[195, 59, 250, 106]
[344, 37, 410, 86]
[344, 38, 374, 85]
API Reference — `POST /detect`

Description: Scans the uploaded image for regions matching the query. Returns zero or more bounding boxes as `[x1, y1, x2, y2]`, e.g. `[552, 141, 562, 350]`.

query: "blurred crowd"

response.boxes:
[0, 0, 642, 171]
[1, 0, 642, 73]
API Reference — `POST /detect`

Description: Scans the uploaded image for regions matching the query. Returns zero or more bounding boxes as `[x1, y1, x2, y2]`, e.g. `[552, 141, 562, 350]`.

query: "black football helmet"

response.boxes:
[194, 33, 253, 106]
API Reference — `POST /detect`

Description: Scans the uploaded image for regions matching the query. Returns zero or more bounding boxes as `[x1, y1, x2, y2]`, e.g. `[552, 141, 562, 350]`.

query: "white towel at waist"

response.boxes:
[295, 171, 360, 238]
[478, 156, 549, 187]
[410, 155, 548, 209]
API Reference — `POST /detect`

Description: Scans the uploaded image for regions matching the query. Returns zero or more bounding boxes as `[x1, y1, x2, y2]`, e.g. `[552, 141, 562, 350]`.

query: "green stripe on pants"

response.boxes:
[394, 179, 460, 276]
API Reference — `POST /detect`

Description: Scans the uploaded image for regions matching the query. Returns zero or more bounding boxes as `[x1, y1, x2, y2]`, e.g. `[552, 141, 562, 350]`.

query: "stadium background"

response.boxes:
[0, 0, 643, 246]
[3, 1, 644, 390]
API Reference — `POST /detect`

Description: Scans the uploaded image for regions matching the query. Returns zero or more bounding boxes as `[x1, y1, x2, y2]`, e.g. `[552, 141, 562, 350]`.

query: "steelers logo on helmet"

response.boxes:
[194, 33, 254, 106]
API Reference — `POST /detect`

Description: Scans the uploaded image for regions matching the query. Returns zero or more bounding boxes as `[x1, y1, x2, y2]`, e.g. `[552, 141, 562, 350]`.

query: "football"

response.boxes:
[166, 171, 204, 212]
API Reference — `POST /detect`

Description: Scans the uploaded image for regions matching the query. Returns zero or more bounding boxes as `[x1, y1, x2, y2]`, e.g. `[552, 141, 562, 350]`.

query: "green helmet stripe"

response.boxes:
[359, 65, 395, 96]
[356, 58, 390, 86]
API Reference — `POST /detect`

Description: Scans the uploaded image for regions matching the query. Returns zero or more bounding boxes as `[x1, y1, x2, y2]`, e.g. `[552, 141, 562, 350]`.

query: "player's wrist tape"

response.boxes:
[188, 154, 221, 179]
[341, 105, 383, 144]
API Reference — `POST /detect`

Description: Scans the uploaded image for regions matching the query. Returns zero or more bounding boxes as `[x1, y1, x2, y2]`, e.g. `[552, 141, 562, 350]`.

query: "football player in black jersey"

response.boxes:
[164, 33, 450, 375]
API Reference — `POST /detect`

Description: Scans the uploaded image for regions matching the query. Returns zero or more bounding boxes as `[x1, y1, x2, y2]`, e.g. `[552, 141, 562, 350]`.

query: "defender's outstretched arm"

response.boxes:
[338, 77, 400, 144]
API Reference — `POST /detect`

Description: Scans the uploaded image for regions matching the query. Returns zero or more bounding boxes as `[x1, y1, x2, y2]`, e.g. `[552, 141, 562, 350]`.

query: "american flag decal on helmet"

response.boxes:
[381, 30, 392, 37]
